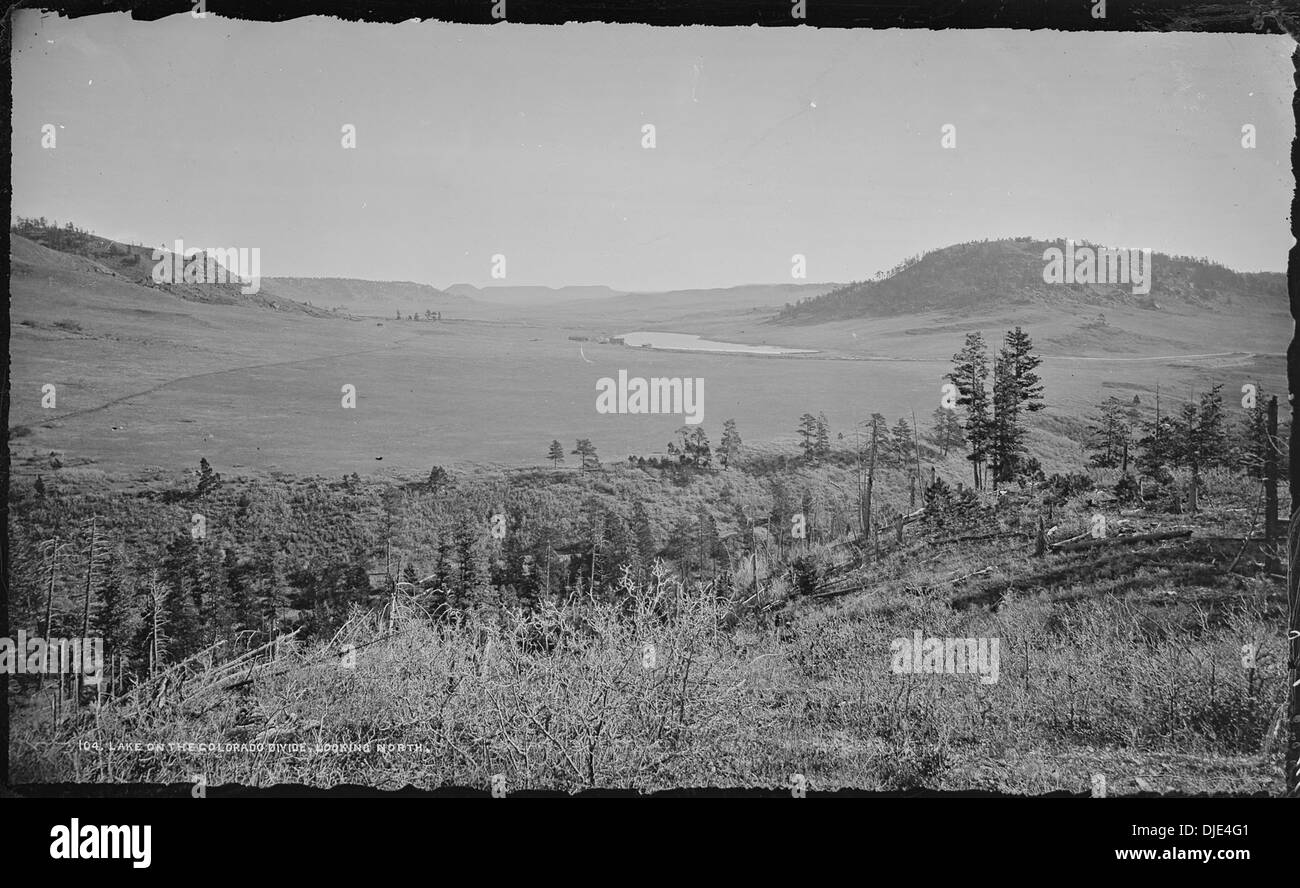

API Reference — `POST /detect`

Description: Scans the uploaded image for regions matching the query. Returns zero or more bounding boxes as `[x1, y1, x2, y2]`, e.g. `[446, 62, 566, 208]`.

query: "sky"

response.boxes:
[11, 13, 1295, 291]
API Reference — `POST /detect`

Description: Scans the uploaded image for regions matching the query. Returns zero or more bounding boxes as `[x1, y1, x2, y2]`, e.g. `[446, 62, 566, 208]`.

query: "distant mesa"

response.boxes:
[261, 276, 471, 319]
[444, 283, 626, 305]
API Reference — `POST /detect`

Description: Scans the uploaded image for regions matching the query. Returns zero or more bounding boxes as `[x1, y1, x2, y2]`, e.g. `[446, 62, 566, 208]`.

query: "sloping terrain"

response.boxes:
[11, 229, 335, 317]
[772, 237, 1286, 324]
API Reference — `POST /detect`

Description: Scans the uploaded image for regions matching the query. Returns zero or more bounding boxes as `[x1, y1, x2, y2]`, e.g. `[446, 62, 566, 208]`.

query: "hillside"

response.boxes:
[772, 237, 1286, 324]
[262, 277, 474, 318]
[10, 225, 335, 318]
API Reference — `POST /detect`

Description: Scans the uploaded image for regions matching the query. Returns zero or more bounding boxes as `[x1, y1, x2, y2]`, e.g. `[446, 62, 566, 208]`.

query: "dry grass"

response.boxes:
[11, 543, 1287, 793]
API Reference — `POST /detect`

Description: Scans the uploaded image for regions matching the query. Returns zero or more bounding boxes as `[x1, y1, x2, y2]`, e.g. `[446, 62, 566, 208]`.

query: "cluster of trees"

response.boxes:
[944, 327, 1045, 488]
[1086, 384, 1285, 482]
[393, 309, 443, 321]
[550, 420, 745, 474]
[667, 427, 714, 469]
[790, 412, 926, 471]
[796, 413, 832, 461]
[12, 216, 97, 253]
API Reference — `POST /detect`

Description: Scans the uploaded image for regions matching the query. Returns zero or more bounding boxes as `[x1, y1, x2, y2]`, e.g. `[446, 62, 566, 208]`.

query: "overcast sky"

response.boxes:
[12, 14, 1294, 291]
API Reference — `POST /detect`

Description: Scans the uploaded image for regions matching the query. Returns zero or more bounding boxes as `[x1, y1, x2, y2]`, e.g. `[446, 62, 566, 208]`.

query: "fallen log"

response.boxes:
[943, 565, 995, 585]
[1050, 528, 1192, 553]
[941, 531, 1029, 545]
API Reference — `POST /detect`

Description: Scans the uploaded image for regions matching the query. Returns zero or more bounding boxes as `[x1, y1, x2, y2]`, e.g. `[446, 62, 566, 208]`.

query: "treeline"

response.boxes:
[13, 216, 99, 253]
[1085, 384, 1287, 485]
[8, 451, 880, 685]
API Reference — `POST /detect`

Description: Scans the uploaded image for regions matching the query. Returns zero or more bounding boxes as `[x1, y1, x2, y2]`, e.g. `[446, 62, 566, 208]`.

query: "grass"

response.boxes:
[10, 474, 1289, 794]
[9, 242, 1286, 477]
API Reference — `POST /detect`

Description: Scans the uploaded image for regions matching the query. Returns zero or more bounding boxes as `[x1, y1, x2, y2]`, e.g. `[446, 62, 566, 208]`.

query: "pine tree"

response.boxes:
[891, 417, 913, 465]
[1192, 385, 1228, 469]
[946, 332, 992, 488]
[572, 439, 598, 473]
[224, 558, 260, 635]
[695, 512, 721, 577]
[675, 426, 713, 469]
[433, 532, 455, 600]
[197, 457, 221, 497]
[988, 329, 1044, 484]
[1085, 397, 1131, 469]
[815, 413, 831, 458]
[631, 500, 657, 574]
[547, 440, 565, 468]
[1171, 386, 1229, 503]
[159, 534, 203, 658]
[797, 413, 819, 461]
[719, 419, 743, 469]
[989, 353, 1020, 483]
[1239, 395, 1273, 479]
[427, 465, 450, 493]
[665, 515, 699, 577]
[1136, 386, 1177, 478]
[864, 414, 889, 454]
[1002, 327, 1045, 413]
[92, 550, 133, 656]
[454, 522, 489, 609]
[1171, 386, 1228, 470]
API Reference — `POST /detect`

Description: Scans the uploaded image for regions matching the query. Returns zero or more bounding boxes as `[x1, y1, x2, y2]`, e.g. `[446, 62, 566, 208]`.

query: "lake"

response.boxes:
[619, 331, 816, 355]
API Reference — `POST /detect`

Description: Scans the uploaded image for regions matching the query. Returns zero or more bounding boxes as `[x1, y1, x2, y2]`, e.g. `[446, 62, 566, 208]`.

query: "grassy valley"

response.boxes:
[7, 221, 1292, 793]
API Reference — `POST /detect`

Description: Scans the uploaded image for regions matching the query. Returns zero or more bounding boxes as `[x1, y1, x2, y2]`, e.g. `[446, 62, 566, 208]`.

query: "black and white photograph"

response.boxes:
[4, 0, 1299, 831]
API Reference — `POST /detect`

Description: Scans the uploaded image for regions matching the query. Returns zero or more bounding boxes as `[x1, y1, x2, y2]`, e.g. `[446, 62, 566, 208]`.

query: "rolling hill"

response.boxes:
[772, 237, 1286, 324]
[10, 228, 335, 318]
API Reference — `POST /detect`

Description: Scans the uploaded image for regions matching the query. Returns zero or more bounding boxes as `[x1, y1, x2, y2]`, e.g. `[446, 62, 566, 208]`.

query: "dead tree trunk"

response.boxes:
[78, 516, 99, 704]
[1287, 309, 1300, 792]
[1288, 514, 1300, 796]
[865, 426, 877, 557]
[1266, 396, 1279, 572]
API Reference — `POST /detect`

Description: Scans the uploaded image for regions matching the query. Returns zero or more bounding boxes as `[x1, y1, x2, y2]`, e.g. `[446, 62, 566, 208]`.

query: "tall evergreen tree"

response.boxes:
[797, 413, 819, 461]
[547, 440, 565, 468]
[454, 521, 490, 609]
[719, 419, 743, 469]
[946, 332, 992, 488]
[631, 500, 658, 573]
[1239, 394, 1275, 479]
[988, 329, 1044, 484]
[815, 413, 831, 458]
[1002, 327, 1045, 413]
[92, 550, 133, 655]
[891, 417, 914, 465]
[197, 457, 221, 497]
